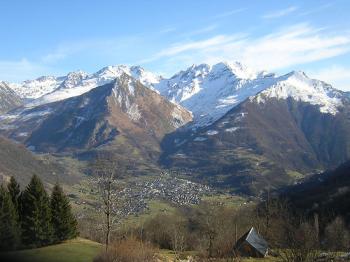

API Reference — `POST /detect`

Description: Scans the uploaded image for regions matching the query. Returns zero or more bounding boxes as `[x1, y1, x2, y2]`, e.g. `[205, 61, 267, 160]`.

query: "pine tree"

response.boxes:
[50, 183, 78, 242]
[0, 185, 21, 250]
[7, 176, 20, 210]
[21, 175, 53, 247]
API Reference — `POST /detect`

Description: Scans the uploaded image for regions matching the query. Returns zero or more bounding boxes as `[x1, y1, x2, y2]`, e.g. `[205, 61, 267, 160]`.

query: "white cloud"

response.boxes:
[141, 23, 350, 74]
[310, 66, 350, 91]
[262, 6, 298, 19]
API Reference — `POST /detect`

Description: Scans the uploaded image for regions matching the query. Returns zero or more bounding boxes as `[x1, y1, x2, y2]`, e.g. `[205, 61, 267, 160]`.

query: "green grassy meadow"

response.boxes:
[1, 238, 102, 262]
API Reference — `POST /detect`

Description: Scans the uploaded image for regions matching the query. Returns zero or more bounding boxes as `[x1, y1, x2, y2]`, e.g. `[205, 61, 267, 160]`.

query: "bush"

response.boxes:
[279, 222, 320, 262]
[93, 237, 157, 262]
[324, 216, 350, 251]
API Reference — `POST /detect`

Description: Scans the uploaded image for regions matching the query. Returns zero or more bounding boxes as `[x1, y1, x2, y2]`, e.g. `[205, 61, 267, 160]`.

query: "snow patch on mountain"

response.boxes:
[127, 104, 141, 121]
[194, 136, 207, 142]
[207, 130, 218, 135]
[225, 127, 240, 133]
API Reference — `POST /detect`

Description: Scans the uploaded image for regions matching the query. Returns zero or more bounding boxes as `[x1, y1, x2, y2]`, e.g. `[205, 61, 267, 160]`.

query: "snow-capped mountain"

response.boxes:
[7, 65, 161, 107]
[155, 62, 344, 127]
[0, 73, 191, 155]
[9, 76, 65, 100]
[2, 60, 350, 195]
[160, 69, 350, 194]
[6, 61, 344, 128]
[251, 71, 343, 115]
[155, 62, 272, 126]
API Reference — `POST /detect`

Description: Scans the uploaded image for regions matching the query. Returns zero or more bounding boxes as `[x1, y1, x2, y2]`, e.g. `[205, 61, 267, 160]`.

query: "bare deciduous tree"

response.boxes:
[324, 216, 350, 251]
[91, 159, 121, 251]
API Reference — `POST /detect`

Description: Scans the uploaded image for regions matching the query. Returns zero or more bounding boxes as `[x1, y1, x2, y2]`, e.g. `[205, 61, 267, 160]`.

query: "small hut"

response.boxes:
[234, 227, 268, 258]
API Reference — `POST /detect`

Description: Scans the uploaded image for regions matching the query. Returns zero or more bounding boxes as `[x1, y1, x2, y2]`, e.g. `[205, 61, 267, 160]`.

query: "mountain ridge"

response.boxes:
[1, 61, 349, 195]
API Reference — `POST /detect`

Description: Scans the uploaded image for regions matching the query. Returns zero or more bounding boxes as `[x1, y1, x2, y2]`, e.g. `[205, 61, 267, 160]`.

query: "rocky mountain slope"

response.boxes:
[160, 71, 350, 194]
[0, 74, 191, 168]
[0, 81, 22, 113]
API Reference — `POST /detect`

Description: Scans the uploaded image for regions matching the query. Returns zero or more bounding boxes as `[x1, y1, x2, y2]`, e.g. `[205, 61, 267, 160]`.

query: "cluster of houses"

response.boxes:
[113, 172, 213, 217]
[133, 172, 213, 205]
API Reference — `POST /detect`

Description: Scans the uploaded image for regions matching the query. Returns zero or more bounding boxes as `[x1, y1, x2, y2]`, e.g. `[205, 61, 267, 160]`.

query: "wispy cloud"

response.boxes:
[137, 34, 245, 64]
[140, 23, 350, 75]
[0, 59, 60, 82]
[180, 24, 218, 38]
[262, 6, 298, 19]
[0, 36, 145, 82]
[158, 27, 177, 34]
[213, 8, 246, 19]
[299, 3, 333, 16]
[310, 65, 350, 91]
[40, 36, 142, 64]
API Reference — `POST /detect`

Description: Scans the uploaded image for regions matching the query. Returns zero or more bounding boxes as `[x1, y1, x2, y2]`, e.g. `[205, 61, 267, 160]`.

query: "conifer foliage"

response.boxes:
[0, 185, 21, 250]
[7, 176, 20, 211]
[21, 175, 53, 247]
[51, 183, 78, 242]
[0, 175, 78, 251]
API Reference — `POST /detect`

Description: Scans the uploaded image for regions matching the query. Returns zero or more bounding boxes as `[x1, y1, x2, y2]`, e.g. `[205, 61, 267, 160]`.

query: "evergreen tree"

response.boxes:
[0, 185, 21, 250]
[50, 183, 78, 242]
[7, 176, 21, 214]
[21, 175, 53, 247]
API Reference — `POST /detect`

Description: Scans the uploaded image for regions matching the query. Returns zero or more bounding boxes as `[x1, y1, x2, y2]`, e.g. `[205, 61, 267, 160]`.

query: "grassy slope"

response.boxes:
[1, 238, 102, 262]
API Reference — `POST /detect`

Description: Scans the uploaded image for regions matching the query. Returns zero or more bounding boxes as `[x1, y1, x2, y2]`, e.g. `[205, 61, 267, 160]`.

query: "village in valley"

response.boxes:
[73, 172, 215, 219]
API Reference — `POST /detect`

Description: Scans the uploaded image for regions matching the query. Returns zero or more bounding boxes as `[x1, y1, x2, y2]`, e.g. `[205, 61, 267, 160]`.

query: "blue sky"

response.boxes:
[1, 0, 350, 90]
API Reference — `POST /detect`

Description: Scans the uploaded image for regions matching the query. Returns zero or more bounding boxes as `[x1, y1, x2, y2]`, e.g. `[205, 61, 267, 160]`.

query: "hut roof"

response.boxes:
[236, 227, 268, 257]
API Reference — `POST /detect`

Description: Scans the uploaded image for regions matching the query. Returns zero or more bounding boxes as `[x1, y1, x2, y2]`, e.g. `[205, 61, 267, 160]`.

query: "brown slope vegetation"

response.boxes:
[0, 136, 80, 186]
[160, 96, 350, 195]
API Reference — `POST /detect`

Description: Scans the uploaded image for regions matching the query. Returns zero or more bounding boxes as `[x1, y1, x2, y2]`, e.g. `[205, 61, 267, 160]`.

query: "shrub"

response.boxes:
[93, 237, 157, 262]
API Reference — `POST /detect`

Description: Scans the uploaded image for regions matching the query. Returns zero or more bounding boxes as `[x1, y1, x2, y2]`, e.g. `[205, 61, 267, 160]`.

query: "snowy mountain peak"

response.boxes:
[7, 65, 161, 106]
[252, 70, 343, 115]
[58, 70, 89, 89]
[170, 63, 210, 81]
[9, 75, 64, 100]
[93, 65, 161, 89]
[154, 61, 270, 126]
[283, 70, 310, 82]
[211, 61, 258, 80]
[30, 75, 57, 83]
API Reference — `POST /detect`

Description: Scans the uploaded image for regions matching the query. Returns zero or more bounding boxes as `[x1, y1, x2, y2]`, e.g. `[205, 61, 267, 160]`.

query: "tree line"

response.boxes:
[0, 175, 78, 251]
